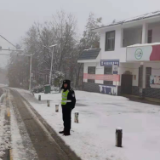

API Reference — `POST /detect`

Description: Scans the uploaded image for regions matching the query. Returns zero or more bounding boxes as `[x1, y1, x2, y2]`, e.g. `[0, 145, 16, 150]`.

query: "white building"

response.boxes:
[78, 11, 160, 99]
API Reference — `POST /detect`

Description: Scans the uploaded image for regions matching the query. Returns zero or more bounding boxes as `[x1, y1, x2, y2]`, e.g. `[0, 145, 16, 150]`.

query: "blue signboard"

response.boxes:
[99, 85, 118, 95]
[100, 60, 119, 66]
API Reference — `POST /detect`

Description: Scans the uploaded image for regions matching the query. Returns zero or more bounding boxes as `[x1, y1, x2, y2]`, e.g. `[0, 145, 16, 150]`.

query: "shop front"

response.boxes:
[124, 43, 160, 98]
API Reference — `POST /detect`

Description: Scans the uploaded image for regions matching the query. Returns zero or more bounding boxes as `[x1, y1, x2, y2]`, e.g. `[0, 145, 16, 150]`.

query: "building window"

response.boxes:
[123, 27, 142, 47]
[148, 30, 152, 43]
[105, 31, 115, 51]
[88, 67, 95, 83]
[104, 81, 113, 86]
[146, 67, 152, 88]
[104, 66, 112, 74]
[88, 67, 95, 74]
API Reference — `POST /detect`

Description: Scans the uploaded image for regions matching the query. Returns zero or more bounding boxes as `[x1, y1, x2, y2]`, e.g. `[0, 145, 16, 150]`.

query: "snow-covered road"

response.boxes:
[0, 89, 38, 160]
[17, 89, 160, 160]
[9, 89, 80, 160]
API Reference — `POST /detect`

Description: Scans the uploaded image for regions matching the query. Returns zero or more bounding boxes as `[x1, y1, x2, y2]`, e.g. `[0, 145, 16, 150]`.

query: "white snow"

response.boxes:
[17, 89, 160, 160]
[9, 93, 38, 160]
[0, 103, 7, 158]
[93, 10, 160, 32]
[0, 92, 12, 158]
[0, 84, 7, 87]
[0, 93, 6, 103]
[127, 42, 160, 48]
[94, 10, 160, 31]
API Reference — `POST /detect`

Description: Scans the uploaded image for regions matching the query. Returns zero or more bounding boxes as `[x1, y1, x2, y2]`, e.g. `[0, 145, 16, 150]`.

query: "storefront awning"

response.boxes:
[126, 42, 160, 62]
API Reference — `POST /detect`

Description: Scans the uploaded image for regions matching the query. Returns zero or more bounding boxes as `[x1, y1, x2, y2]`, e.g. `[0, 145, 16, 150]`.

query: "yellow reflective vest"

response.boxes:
[61, 90, 69, 105]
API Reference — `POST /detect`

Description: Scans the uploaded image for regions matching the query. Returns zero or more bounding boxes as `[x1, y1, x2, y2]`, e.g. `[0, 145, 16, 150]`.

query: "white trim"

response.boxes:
[93, 13, 160, 32]
[61, 100, 71, 102]
[78, 59, 99, 63]
[127, 42, 160, 48]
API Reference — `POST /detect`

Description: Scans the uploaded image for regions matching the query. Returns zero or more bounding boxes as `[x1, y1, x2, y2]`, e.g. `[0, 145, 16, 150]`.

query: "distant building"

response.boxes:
[78, 11, 160, 99]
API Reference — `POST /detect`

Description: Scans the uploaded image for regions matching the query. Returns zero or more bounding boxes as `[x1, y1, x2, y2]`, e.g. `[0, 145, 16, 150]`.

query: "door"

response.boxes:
[121, 74, 132, 94]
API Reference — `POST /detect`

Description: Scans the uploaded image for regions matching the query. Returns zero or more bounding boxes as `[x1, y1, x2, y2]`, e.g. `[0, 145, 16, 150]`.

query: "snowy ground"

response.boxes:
[0, 89, 38, 160]
[0, 84, 7, 88]
[17, 89, 160, 160]
[10, 93, 38, 160]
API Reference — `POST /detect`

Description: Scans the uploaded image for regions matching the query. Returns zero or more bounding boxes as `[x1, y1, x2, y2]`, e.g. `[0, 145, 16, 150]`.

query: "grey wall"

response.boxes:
[83, 82, 100, 93]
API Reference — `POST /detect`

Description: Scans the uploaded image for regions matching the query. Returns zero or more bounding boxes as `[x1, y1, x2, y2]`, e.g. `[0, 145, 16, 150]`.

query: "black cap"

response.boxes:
[63, 80, 70, 84]
[61, 79, 71, 89]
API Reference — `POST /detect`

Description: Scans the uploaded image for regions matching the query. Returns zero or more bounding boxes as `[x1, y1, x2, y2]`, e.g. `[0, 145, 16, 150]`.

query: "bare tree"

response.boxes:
[7, 11, 103, 89]
[74, 13, 103, 88]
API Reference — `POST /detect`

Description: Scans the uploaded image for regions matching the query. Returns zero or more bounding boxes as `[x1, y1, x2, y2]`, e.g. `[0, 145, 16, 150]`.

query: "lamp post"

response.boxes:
[29, 54, 33, 91]
[43, 44, 57, 85]
[19, 53, 34, 91]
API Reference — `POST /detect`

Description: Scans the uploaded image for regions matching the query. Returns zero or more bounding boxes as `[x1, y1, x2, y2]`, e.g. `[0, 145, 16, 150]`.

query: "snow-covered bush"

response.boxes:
[53, 71, 65, 90]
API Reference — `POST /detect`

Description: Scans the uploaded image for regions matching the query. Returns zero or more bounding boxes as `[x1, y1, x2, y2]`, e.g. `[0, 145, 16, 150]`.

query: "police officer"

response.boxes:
[59, 80, 76, 136]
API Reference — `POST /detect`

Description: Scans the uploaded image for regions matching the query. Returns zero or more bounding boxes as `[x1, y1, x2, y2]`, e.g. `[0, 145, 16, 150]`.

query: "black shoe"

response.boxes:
[64, 131, 70, 136]
[59, 131, 64, 134]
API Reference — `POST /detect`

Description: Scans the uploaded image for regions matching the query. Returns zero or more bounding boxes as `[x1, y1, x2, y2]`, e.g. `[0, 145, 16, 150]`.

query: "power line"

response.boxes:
[0, 35, 16, 48]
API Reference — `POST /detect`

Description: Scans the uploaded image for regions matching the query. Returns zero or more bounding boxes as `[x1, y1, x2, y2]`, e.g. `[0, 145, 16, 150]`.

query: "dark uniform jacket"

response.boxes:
[61, 80, 76, 109]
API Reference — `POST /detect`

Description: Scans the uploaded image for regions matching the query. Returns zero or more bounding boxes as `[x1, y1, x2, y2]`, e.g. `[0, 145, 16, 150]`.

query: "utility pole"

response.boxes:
[49, 47, 54, 85]
[29, 55, 33, 91]
[21, 53, 34, 91]
[43, 44, 57, 85]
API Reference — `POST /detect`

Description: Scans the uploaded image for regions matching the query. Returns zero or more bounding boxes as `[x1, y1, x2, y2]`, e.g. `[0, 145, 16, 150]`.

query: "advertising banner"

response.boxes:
[99, 85, 118, 95]
[127, 44, 160, 62]
[83, 73, 120, 82]
[150, 75, 160, 88]
[112, 65, 118, 74]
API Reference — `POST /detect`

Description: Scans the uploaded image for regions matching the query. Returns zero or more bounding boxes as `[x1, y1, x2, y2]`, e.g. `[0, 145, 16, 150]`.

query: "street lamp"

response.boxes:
[43, 44, 57, 85]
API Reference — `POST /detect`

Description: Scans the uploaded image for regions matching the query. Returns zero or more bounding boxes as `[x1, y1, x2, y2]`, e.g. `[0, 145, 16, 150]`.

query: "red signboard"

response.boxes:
[83, 73, 120, 82]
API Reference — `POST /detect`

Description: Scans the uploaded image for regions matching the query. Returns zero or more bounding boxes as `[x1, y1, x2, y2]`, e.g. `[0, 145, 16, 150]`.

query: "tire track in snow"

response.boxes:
[10, 93, 38, 160]
[0, 90, 12, 159]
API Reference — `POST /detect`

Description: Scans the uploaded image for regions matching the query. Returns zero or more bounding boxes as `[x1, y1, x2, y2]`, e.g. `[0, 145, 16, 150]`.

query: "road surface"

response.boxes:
[0, 88, 81, 160]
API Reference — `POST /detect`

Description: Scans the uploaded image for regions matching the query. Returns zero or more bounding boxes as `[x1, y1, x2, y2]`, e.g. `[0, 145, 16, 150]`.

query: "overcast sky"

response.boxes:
[0, 0, 160, 44]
